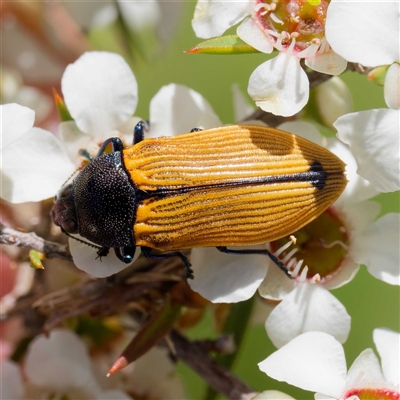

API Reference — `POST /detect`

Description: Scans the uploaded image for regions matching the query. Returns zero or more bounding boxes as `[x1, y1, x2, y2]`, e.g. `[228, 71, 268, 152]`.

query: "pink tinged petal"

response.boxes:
[3, 360, 23, 400]
[1, 127, 75, 203]
[384, 63, 400, 109]
[258, 331, 347, 397]
[265, 283, 351, 348]
[248, 54, 309, 117]
[62, 52, 138, 136]
[69, 236, 138, 278]
[237, 17, 274, 54]
[305, 49, 347, 76]
[353, 213, 400, 286]
[258, 262, 295, 301]
[335, 109, 400, 192]
[346, 349, 386, 389]
[373, 328, 400, 386]
[326, 3, 400, 66]
[25, 329, 101, 394]
[189, 247, 267, 303]
[192, 0, 252, 39]
[2, 103, 34, 149]
[327, 138, 379, 204]
[148, 84, 222, 137]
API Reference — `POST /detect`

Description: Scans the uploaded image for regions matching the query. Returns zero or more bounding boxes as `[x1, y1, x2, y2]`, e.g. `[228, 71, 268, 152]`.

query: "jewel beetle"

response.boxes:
[51, 122, 347, 278]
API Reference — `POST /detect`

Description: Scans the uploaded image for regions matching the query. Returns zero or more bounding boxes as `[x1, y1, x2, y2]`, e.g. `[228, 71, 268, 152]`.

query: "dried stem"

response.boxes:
[169, 330, 257, 400]
[0, 223, 72, 261]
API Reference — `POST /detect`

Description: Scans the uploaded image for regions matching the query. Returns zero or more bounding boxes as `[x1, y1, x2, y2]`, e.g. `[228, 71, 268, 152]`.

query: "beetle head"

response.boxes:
[51, 152, 137, 249]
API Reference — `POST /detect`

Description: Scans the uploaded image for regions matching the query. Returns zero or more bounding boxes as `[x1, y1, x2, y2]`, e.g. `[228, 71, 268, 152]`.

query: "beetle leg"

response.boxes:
[114, 246, 136, 263]
[133, 120, 150, 144]
[95, 137, 125, 158]
[215, 246, 292, 279]
[140, 247, 194, 281]
[190, 128, 203, 132]
[96, 246, 110, 259]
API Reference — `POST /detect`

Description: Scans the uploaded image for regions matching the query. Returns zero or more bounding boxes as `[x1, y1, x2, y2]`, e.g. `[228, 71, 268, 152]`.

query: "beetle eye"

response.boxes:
[63, 218, 78, 234]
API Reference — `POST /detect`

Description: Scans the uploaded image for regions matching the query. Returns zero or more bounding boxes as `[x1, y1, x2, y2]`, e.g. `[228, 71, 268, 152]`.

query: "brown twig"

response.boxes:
[0, 223, 72, 261]
[169, 330, 257, 400]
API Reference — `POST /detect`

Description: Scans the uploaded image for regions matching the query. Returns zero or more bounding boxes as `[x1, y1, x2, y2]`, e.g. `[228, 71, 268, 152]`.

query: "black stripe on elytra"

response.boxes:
[136, 161, 328, 201]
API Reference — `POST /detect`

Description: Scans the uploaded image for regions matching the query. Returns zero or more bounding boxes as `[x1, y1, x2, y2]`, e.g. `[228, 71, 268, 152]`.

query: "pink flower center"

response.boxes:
[254, 0, 329, 53]
[270, 206, 349, 282]
[344, 388, 400, 400]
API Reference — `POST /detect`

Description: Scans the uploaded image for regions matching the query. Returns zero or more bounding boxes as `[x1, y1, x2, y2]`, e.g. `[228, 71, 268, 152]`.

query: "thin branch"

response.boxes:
[0, 223, 72, 261]
[169, 330, 257, 400]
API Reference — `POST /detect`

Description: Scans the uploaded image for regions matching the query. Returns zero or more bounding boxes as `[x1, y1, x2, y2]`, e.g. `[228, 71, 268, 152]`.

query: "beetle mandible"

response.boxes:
[51, 122, 347, 278]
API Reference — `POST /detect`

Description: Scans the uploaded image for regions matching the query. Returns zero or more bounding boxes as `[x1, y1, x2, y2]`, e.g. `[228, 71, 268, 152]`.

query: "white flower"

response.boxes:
[258, 329, 400, 399]
[3, 329, 131, 399]
[192, 0, 346, 116]
[1, 103, 75, 203]
[325, 2, 400, 192]
[189, 121, 399, 348]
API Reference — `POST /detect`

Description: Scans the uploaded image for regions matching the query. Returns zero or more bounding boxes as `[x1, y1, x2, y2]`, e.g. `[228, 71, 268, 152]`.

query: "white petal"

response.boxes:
[258, 332, 346, 398]
[192, 0, 252, 39]
[353, 213, 400, 285]
[69, 236, 138, 278]
[335, 109, 400, 192]
[59, 120, 93, 164]
[248, 54, 309, 117]
[3, 360, 23, 400]
[189, 247, 267, 303]
[346, 349, 385, 389]
[326, 3, 400, 66]
[62, 52, 138, 135]
[305, 49, 347, 76]
[232, 83, 255, 122]
[1, 103, 34, 149]
[117, 0, 160, 32]
[252, 390, 296, 400]
[258, 261, 295, 301]
[384, 63, 400, 110]
[265, 283, 351, 348]
[315, 77, 353, 129]
[327, 138, 379, 204]
[237, 17, 273, 54]
[148, 84, 222, 137]
[1, 127, 75, 203]
[25, 329, 100, 394]
[277, 121, 326, 147]
[314, 394, 337, 400]
[373, 328, 400, 386]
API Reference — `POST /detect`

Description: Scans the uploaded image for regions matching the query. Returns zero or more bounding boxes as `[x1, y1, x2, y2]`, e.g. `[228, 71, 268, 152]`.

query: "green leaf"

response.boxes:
[53, 88, 73, 122]
[186, 35, 260, 55]
[368, 65, 389, 87]
[29, 249, 45, 269]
